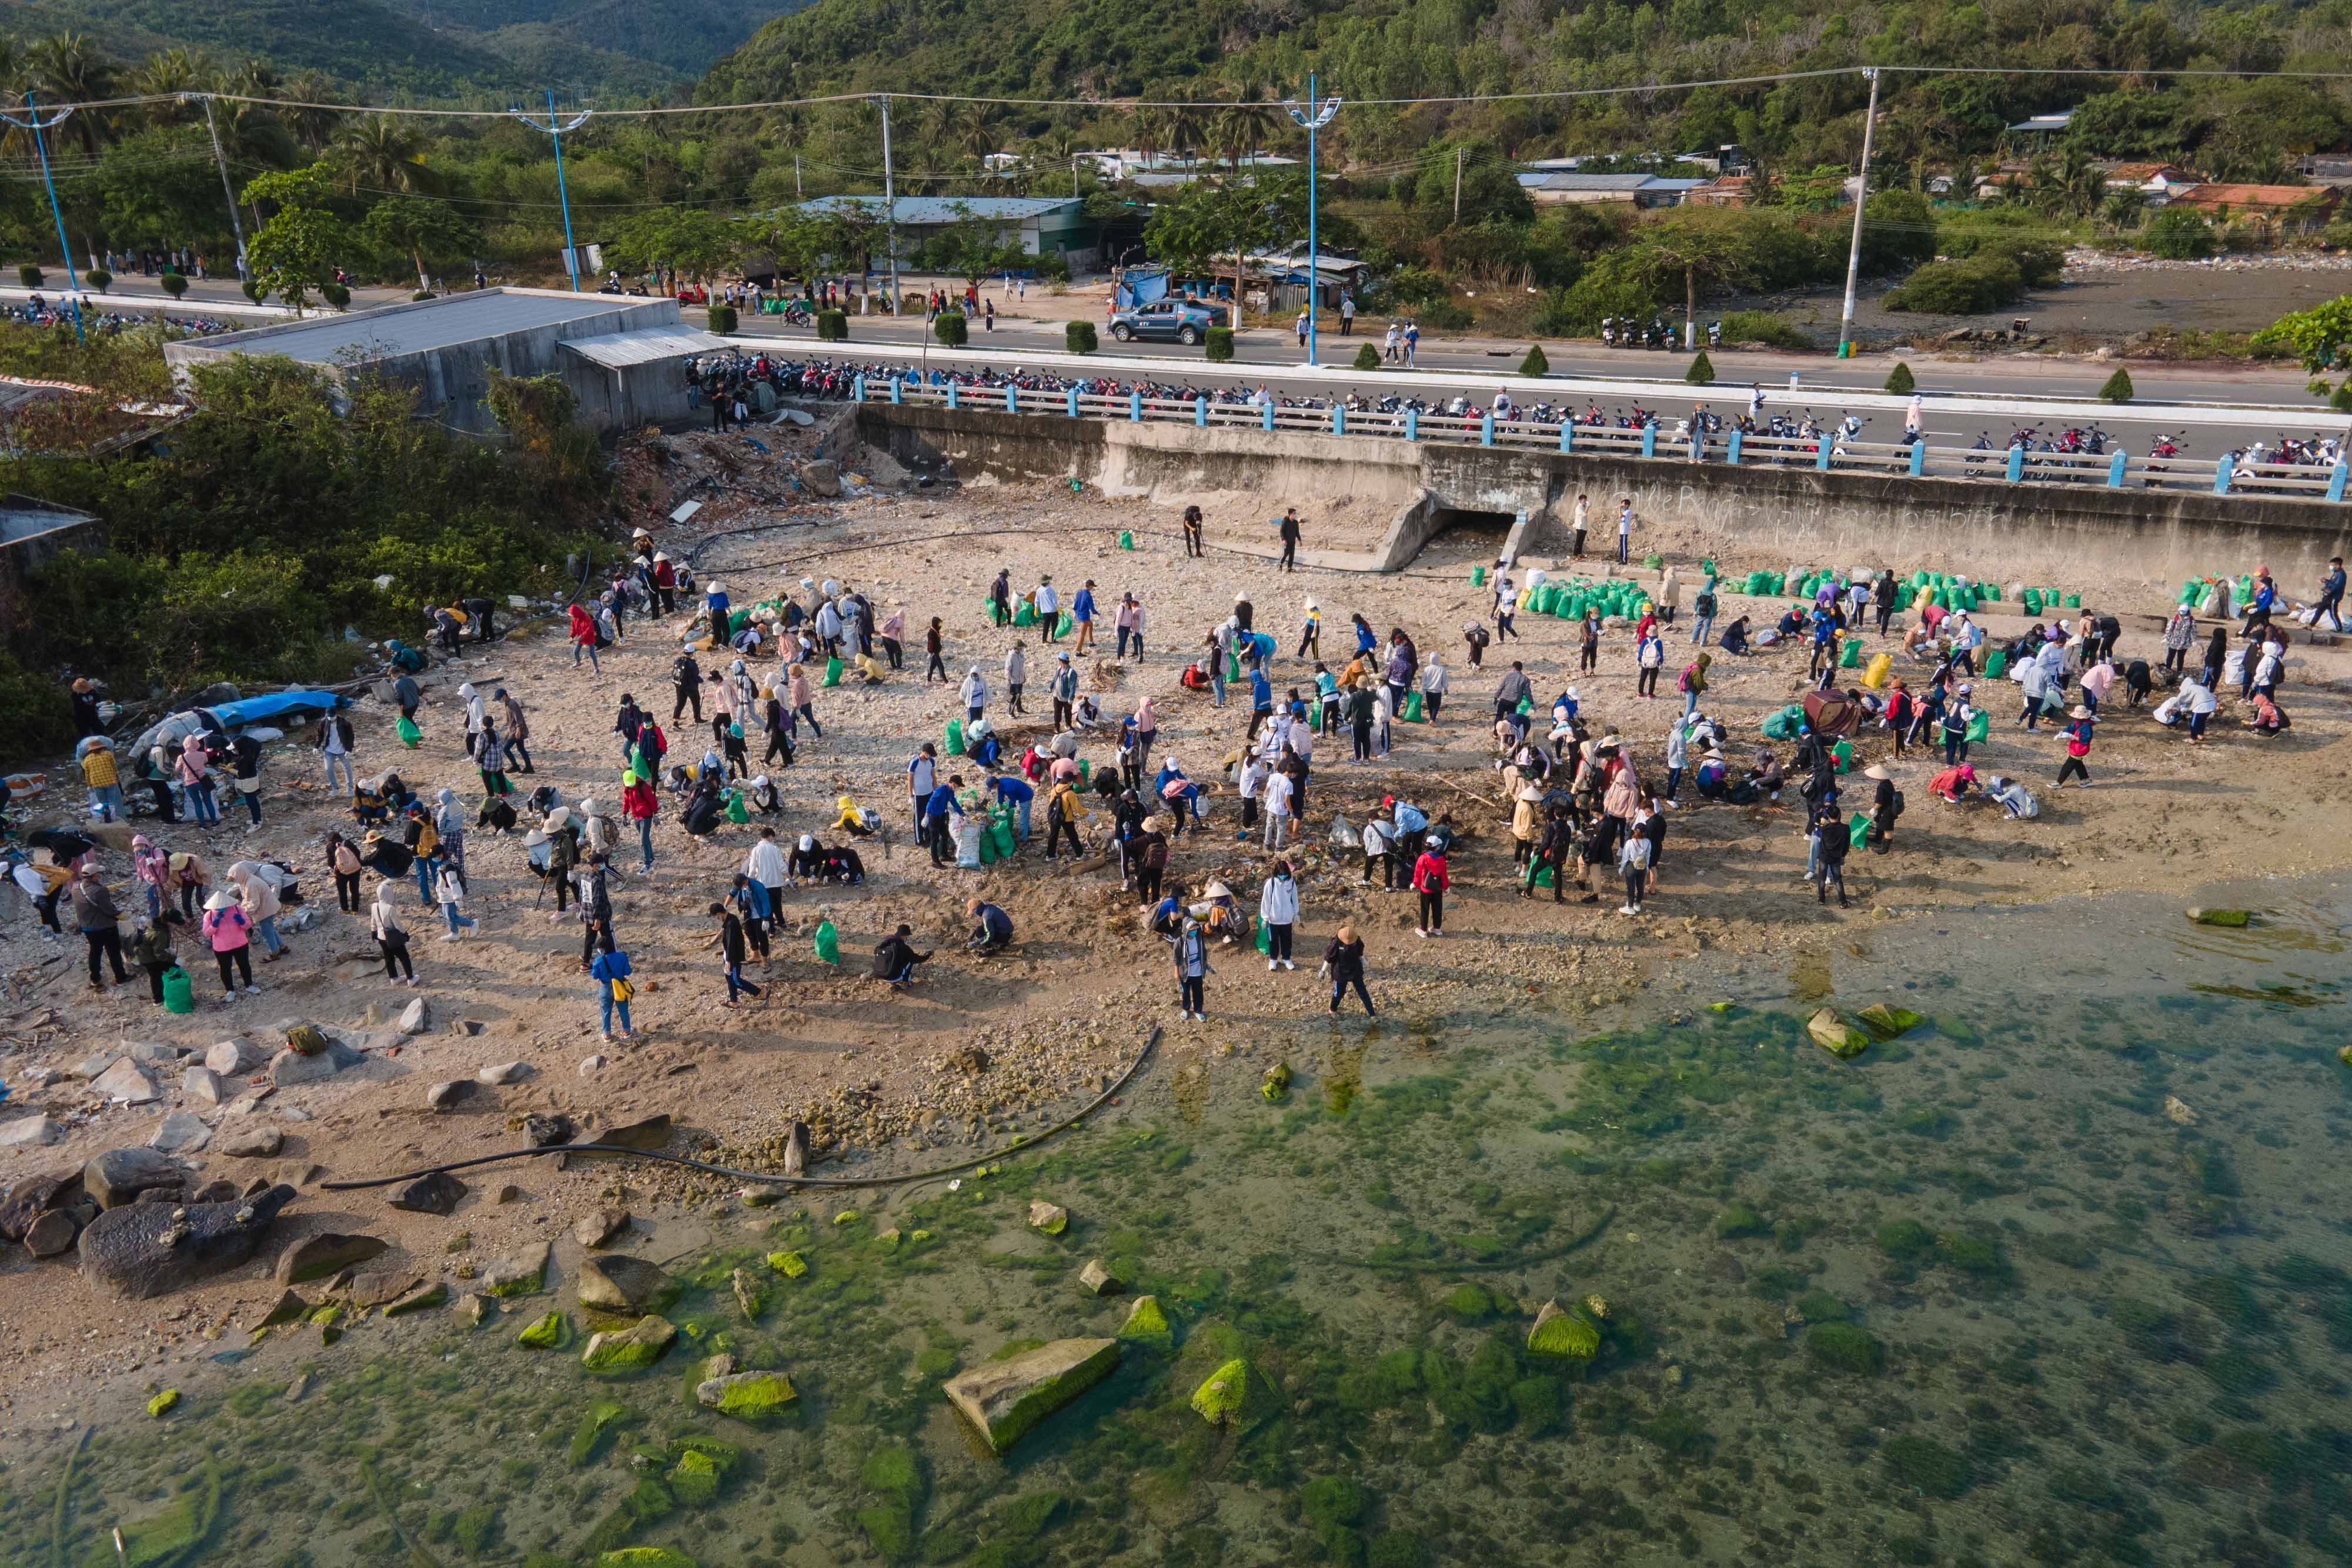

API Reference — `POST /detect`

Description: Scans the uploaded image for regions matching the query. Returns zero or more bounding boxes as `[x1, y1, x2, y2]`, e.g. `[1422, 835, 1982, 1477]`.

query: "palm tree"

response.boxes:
[25, 34, 117, 154]
[1212, 90, 1277, 171]
[334, 113, 439, 196]
[131, 49, 212, 128]
[281, 72, 343, 151]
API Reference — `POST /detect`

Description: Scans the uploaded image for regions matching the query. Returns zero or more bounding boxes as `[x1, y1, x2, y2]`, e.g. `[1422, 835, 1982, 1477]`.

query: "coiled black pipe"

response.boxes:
[321, 1026, 1160, 1193]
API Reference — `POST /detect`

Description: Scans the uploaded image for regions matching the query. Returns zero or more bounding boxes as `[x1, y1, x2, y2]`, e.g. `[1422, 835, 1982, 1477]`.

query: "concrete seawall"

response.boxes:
[858, 403, 2352, 587]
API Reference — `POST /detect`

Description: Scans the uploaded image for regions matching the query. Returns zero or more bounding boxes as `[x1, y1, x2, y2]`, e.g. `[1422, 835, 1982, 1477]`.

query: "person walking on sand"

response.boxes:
[435, 860, 476, 940]
[926, 617, 948, 682]
[1278, 508, 1302, 571]
[1258, 859, 1299, 971]
[1615, 497, 1633, 564]
[370, 877, 416, 987]
[1004, 641, 1028, 717]
[498, 688, 533, 774]
[2056, 705, 2099, 788]
[709, 901, 763, 1006]
[1412, 836, 1449, 938]
[201, 888, 259, 1001]
[1181, 504, 1205, 557]
[1325, 923, 1374, 1016]
[1072, 580, 1098, 656]
[1174, 915, 1211, 1019]
[70, 863, 130, 991]
[592, 932, 634, 1038]
[1571, 493, 1590, 560]
[569, 601, 602, 673]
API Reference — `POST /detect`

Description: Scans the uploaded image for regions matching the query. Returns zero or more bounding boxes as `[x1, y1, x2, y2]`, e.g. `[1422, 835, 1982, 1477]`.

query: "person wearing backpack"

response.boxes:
[1942, 684, 1976, 765]
[1690, 580, 1719, 646]
[2056, 706, 2098, 789]
[1813, 797, 1851, 906]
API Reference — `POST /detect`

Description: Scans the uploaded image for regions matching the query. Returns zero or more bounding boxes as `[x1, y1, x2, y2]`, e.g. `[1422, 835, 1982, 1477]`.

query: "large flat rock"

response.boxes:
[942, 1337, 1118, 1456]
[80, 1185, 295, 1299]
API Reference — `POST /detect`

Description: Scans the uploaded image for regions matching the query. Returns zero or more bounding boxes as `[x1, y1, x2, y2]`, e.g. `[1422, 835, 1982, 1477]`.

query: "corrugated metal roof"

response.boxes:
[175, 289, 669, 365]
[560, 327, 731, 369]
[796, 195, 1083, 225]
[0, 493, 95, 547]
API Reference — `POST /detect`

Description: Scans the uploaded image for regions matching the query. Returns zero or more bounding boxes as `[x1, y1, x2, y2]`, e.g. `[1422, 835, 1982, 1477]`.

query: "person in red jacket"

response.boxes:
[651, 553, 679, 616]
[569, 602, 602, 673]
[1412, 841, 1449, 938]
[623, 771, 660, 872]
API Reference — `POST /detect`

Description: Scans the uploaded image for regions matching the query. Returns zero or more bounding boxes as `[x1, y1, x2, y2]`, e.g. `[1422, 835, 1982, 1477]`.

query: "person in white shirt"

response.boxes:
[1420, 653, 1448, 723]
[746, 828, 788, 910]
[1258, 860, 1300, 970]
[1261, 767, 1294, 850]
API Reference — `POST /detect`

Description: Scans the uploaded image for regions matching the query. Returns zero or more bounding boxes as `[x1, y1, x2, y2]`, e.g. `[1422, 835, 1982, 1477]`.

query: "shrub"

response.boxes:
[320, 282, 350, 311]
[817, 309, 848, 342]
[2143, 208, 2216, 260]
[1884, 362, 1915, 395]
[1354, 342, 1381, 370]
[1205, 326, 1234, 362]
[83, 268, 110, 293]
[1685, 349, 1715, 385]
[1940, 232, 2066, 286]
[1416, 297, 1474, 331]
[16, 263, 41, 288]
[1519, 344, 1549, 376]
[1883, 254, 2027, 315]
[1064, 319, 1096, 354]
[159, 272, 188, 299]
[2098, 366, 2133, 403]
[242, 279, 263, 303]
[1717, 310, 1811, 349]
[707, 303, 738, 335]
[411, 289, 435, 303]
[2333, 380, 2352, 413]
[932, 310, 968, 346]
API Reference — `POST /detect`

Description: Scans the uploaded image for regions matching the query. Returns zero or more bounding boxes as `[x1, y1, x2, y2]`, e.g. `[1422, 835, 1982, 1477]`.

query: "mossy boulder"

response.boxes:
[580, 1314, 677, 1372]
[1856, 1004, 1923, 1041]
[383, 1280, 448, 1317]
[696, 1369, 797, 1420]
[943, 1337, 1120, 1455]
[597, 1551, 697, 1568]
[146, 1389, 181, 1417]
[1117, 1294, 1173, 1350]
[517, 1310, 571, 1350]
[1808, 1008, 1873, 1058]
[1027, 1200, 1068, 1236]
[668, 1447, 721, 1507]
[2340, 1044, 2352, 1068]
[2187, 907, 2251, 927]
[731, 1266, 767, 1321]
[1876, 1218, 1935, 1260]
[481, 1241, 552, 1297]
[1805, 1321, 1886, 1375]
[1526, 1299, 1601, 1360]
[567, 1401, 632, 1465]
[1190, 1357, 1256, 1423]
[767, 1249, 807, 1278]
[1713, 1201, 1768, 1239]
[1441, 1282, 1493, 1322]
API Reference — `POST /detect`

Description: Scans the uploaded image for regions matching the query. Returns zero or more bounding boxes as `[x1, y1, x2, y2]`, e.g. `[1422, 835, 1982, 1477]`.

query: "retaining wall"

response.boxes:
[858, 403, 2352, 587]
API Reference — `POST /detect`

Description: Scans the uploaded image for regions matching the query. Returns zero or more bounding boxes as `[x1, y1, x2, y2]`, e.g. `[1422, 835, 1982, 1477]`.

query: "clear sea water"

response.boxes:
[11, 883, 2351, 1568]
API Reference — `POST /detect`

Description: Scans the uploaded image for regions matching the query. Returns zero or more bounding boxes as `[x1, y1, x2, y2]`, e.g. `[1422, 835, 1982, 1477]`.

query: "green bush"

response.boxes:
[320, 282, 351, 311]
[2143, 208, 2216, 260]
[2098, 366, 2134, 403]
[1416, 297, 1474, 331]
[1884, 361, 1915, 395]
[159, 272, 188, 299]
[242, 279, 263, 303]
[411, 289, 436, 303]
[1883, 253, 2027, 315]
[2333, 380, 2352, 413]
[933, 310, 968, 347]
[707, 304, 739, 335]
[817, 309, 848, 342]
[0, 648, 79, 761]
[83, 268, 111, 293]
[1685, 349, 1715, 385]
[1064, 319, 1096, 354]
[1716, 310, 1812, 350]
[17, 263, 41, 289]
[1354, 342, 1381, 370]
[1939, 232, 2065, 286]
[1205, 326, 1234, 362]
[1519, 344, 1549, 376]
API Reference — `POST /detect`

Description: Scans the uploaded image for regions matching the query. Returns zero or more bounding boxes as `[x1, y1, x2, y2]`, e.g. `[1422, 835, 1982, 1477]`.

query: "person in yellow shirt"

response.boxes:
[79, 738, 122, 821]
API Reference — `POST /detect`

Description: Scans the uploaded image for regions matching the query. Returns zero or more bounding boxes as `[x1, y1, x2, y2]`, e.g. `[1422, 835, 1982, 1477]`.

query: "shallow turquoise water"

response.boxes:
[9, 886, 2352, 1568]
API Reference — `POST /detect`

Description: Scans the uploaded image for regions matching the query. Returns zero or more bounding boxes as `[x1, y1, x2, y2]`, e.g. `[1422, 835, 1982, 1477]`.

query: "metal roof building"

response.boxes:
[163, 288, 724, 437]
[793, 195, 1101, 269]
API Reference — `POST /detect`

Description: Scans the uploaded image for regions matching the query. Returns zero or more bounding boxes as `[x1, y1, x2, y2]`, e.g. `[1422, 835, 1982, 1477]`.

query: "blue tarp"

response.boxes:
[1115, 269, 1170, 310]
[205, 691, 348, 730]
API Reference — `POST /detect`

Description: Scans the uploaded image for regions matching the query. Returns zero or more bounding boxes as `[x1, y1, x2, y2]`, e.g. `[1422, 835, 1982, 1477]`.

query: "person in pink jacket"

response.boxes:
[200, 888, 259, 999]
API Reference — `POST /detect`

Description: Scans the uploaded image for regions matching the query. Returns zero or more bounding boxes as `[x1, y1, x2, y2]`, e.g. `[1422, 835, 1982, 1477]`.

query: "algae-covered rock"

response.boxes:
[767, 1249, 806, 1278]
[1808, 1008, 1872, 1059]
[581, 1314, 676, 1372]
[383, 1280, 448, 1318]
[731, 1266, 767, 1321]
[1856, 1004, 1924, 1042]
[1527, 1299, 1602, 1361]
[577, 1255, 678, 1316]
[1440, 1283, 1492, 1322]
[567, 1401, 631, 1465]
[2338, 1044, 2351, 1069]
[481, 1239, 551, 1297]
[1118, 1295, 1173, 1350]
[596, 1551, 697, 1568]
[516, 1310, 570, 1350]
[942, 1337, 1119, 1455]
[695, 1369, 797, 1420]
[1190, 1357, 1255, 1424]
[2187, 907, 2251, 927]
[1027, 1200, 1068, 1236]
[1261, 1062, 1292, 1102]
[146, 1389, 180, 1417]
[1077, 1258, 1121, 1295]
[668, 1447, 721, 1507]
[1705, 1000, 1737, 1014]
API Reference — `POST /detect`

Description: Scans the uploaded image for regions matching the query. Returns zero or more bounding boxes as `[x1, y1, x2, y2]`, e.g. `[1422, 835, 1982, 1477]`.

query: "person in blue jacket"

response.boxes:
[590, 933, 633, 1039]
[988, 770, 1034, 841]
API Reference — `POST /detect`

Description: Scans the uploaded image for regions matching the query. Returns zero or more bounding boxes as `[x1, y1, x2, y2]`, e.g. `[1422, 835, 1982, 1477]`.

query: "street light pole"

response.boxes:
[510, 92, 593, 291]
[1284, 74, 1341, 368]
[196, 96, 249, 283]
[878, 94, 900, 316]
[1835, 66, 1881, 360]
[0, 94, 84, 343]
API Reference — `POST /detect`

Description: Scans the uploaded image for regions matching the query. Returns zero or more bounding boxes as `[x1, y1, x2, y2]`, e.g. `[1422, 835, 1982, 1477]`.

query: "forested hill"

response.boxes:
[697, 0, 2352, 180]
[0, 0, 800, 99]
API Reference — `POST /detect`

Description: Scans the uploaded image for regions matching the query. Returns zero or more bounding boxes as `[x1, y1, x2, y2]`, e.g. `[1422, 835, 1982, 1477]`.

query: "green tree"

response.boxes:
[1518, 344, 1548, 376]
[362, 196, 481, 293]
[2097, 367, 2134, 403]
[602, 207, 746, 282]
[1622, 210, 1759, 335]
[240, 166, 352, 312]
[2253, 296, 2352, 392]
[1885, 362, 1915, 394]
[331, 114, 440, 196]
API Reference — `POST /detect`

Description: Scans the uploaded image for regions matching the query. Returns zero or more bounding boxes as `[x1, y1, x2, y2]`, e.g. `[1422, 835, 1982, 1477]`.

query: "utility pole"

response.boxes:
[510, 92, 593, 291]
[1453, 146, 1464, 223]
[198, 96, 248, 282]
[794, 153, 802, 200]
[878, 94, 900, 315]
[0, 93, 83, 342]
[1836, 66, 1881, 360]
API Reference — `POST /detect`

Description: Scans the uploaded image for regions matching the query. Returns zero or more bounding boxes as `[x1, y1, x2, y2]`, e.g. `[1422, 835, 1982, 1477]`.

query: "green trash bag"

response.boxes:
[1833, 740, 1852, 771]
[944, 718, 965, 756]
[1643, 552, 1665, 570]
[2021, 589, 2042, 615]
[1983, 649, 2008, 679]
[1255, 917, 1274, 956]
[1840, 637, 1863, 667]
[2063, 593, 2080, 609]
[1118, 530, 1134, 550]
[727, 609, 750, 636]
[1471, 566, 1487, 587]
[990, 818, 1017, 860]
[1761, 704, 1803, 740]
[1893, 587, 1914, 611]
[161, 966, 194, 1014]
[1966, 709, 1990, 743]
[1524, 860, 1556, 889]
[823, 656, 843, 687]
[1984, 583, 2002, 600]
[1227, 650, 1241, 682]
[1702, 557, 1718, 579]
[1848, 812, 1872, 849]
[813, 920, 840, 965]
[396, 715, 422, 749]
[1402, 690, 1426, 722]
[1055, 611, 1075, 637]
[723, 791, 749, 824]
[1745, 571, 1765, 595]
[1077, 758, 1090, 782]
[978, 828, 998, 865]
[1516, 696, 1534, 716]
[1012, 601, 1037, 627]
